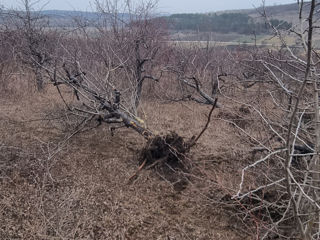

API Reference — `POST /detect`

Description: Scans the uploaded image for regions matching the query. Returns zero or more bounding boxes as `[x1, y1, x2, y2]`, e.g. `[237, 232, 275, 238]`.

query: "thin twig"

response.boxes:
[188, 98, 218, 148]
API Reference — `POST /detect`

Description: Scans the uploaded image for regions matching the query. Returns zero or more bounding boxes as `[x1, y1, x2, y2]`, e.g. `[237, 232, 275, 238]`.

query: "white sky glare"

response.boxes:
[0, 0, 297, 13]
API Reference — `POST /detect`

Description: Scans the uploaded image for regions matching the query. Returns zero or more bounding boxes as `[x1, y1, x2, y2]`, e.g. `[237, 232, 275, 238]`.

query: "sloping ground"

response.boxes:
[217, 2, 304, 24]
[0, 89, 252, 239]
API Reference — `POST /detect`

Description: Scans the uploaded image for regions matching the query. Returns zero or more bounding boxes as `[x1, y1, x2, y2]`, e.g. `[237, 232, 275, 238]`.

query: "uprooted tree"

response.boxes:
[4, 0, 219, 180]
[9, 0, 320, 238]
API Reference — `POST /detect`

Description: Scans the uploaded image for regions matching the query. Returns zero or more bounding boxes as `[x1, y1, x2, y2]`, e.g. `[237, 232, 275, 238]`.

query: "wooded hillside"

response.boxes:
[164, 12, 291, 34]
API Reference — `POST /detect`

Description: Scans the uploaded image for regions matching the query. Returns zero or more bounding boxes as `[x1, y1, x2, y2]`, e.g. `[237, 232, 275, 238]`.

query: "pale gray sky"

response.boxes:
[0, 0, 297, 13]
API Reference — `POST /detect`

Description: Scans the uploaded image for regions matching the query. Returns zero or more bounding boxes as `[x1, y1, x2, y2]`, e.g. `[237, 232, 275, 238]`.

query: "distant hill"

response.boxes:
[40, 10, 99, 26]
[161, 2, 320, 39]
[42, 10, 99, 19]
[12, 10, 131, 27]
[2, 2, 312, 32]
[40, 8, 292, 35]
[216, 2, 318, 25]
[216, 2, 299, 15]
[163, 12, 291, 35]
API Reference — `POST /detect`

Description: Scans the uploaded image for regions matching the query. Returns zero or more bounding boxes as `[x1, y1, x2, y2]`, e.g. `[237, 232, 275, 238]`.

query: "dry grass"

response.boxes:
[0, 83, 255, 239]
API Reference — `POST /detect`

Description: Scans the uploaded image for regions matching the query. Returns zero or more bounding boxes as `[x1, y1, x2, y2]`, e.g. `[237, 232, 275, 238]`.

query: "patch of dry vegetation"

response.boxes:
[0, 82, 251, 239]
[1, 1, 320, 239]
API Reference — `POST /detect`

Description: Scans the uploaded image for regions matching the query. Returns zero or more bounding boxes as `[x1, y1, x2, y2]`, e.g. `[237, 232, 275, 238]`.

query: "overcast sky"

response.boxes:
[0, 0, 297, 13]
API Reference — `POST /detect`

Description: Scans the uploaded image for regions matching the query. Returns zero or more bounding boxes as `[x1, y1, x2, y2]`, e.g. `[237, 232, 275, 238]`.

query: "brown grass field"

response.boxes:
[0, 82, 257, 239]
[1, 1, 319, 238]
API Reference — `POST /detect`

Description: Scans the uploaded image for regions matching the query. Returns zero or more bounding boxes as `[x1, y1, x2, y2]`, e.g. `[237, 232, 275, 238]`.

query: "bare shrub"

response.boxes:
[2, 0, 59, 91]
[216, 1, 320, 239]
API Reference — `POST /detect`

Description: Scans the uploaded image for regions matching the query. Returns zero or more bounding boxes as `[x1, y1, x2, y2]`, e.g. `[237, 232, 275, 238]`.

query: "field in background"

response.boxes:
[169, 2, 320, 48]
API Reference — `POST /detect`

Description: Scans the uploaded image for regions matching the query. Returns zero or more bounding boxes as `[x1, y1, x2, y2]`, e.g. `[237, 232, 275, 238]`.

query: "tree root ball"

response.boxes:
[139, 131, 191, 185]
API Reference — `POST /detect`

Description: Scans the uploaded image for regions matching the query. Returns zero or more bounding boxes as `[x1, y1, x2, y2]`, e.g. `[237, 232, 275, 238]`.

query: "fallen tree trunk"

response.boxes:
[51, 66, 218, 183]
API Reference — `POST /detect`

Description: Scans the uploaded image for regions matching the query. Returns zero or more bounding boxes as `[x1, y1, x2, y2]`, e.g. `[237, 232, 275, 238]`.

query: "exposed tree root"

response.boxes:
[129, 101, 218, 185]
[128, 132, 191, 185]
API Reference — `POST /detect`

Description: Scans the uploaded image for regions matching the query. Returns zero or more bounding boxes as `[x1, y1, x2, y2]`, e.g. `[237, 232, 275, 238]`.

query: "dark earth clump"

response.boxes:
[139, 132, 191, 186]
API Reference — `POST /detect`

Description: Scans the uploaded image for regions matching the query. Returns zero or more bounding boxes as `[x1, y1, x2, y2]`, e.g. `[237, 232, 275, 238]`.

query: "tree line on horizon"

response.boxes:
[163, 13, 292, 35]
